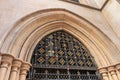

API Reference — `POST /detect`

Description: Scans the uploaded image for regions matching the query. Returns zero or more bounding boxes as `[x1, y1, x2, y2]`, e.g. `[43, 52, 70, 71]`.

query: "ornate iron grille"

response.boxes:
[26, 31, 101, 80]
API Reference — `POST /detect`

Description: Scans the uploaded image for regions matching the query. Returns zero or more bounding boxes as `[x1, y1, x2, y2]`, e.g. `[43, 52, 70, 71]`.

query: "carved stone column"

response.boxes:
[108, 72, 113, 80]
[0, 54, 14, 80]
[108, 66, 118, 80]
[19, 62, 31, 80]
[99, 68, 109, 80]
[9, 59, 22, 80]
[116, 64, 120, 80]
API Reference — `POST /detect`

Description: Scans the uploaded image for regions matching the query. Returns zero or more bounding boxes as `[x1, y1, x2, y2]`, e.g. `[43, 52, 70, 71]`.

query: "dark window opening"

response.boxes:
[26, 30, 102, 80]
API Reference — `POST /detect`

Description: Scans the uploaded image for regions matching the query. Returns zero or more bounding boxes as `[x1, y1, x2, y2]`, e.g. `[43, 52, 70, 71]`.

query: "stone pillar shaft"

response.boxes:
[9, 59, 22, 80]
[116, 64, 120, 80]
[99, 64, 120, 80]
[108, 72, 113, 80]
[111, 71, 118, 80]
[19, 70, 27, 80]
[0, 63, 9, 80]
[19, 62, 31, 80]
[99, 68, 109, 80]
[9, 67, 18, 80]
[0, 54, 14, 80]
[102, 73, 109, 80]
[116, 70, 120, 80]
[108, 66, 118, 80]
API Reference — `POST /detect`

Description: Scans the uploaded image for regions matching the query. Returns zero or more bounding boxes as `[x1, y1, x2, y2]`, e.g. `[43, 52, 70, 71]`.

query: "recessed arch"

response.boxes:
[1, 8, 120, 68]
[27, 30, 102, 80]
[22, 22, 108, 68]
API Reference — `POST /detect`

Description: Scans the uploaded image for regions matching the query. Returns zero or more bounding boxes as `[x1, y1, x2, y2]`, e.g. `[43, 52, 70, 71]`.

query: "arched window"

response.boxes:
[26, 31, 101, 80]
[61, 0, 107, 9]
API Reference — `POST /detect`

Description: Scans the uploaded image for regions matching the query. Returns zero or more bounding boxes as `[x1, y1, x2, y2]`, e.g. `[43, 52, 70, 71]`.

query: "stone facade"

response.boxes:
[0, 0, 120, 80]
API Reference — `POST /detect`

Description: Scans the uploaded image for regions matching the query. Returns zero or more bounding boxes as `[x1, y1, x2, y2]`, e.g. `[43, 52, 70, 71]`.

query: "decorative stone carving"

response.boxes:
[116, 64, 120, 80]
[99, 67, 109, 80]
[99, 67, 107, 73]
[98, 64, 120, 80]
[108, 66, 119, 80]
[9, 59, 22, 80]
[0, 54, 14, 80]
[19, 62, 31, 80]
[12, 59, 22, 68]
[1, 54, 14, 66]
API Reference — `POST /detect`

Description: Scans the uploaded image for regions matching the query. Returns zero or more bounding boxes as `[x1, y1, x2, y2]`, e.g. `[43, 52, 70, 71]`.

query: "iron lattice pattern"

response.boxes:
[26, 31, 101, 80]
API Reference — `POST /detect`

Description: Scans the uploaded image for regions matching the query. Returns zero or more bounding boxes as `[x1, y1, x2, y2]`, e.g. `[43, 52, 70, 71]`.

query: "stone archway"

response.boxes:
[0, 9, 114, 66]
[26, 30, 102, 80]
[0, 8, 120, 80]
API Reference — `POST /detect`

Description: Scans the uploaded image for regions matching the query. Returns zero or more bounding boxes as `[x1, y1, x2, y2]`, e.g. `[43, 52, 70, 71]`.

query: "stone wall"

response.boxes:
[0, 0, 120, 80]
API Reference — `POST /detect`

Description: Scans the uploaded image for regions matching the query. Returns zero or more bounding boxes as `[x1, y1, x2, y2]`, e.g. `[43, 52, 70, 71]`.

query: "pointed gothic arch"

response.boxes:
[26, 30, 102, 80]
[1, 8, 120, 70]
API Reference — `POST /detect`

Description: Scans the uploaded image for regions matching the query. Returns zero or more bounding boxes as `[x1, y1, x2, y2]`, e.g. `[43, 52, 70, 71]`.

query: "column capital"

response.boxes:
[108, 66, 115, 72]
[98, 67, 107, 74]
[21, 62, 31, 71]
[20, 62, 31, 76]
[9, 59, 23, 80]
[11, 58, 23, 72]
[12, 58, 23, 68]
[1, 54, 14, 66]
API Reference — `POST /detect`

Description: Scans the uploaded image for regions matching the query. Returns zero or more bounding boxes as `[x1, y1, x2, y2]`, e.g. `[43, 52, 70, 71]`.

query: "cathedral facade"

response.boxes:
[0, 0, 120, 80]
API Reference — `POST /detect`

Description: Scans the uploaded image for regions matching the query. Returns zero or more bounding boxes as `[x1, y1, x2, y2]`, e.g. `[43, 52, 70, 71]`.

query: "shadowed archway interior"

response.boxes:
[26, 30, 102, 80]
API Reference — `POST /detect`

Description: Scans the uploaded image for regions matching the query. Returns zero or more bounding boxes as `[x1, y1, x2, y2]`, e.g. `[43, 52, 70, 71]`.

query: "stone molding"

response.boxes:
[99, 67, 108, 74]
[0, 54, 31, 68]
[1, 9, 119, 69]
[9, 58, 31, 80]
[0, 53, 119, 80]
[0, 54, 14, 80]
[108, 66, 115, 71]
[20, 62, 31, 75]
[98, 64, 120, 80]
[1, 54, 14, 67]
[116, 63, 120, 70]
[20, 62, 31, 71]
[99, 63, 120, 72]
[12, 59, 23, 67]
[11, 59, 23, 72]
